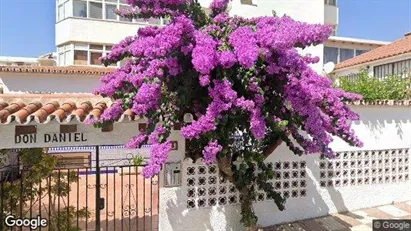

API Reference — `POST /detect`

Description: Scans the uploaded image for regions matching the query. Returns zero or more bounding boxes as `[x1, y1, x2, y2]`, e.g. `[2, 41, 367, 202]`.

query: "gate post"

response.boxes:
[95, 145, 101, 230]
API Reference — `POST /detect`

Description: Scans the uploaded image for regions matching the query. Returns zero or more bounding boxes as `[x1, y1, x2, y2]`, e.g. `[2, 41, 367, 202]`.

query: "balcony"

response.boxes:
[55, 17, 148, 46]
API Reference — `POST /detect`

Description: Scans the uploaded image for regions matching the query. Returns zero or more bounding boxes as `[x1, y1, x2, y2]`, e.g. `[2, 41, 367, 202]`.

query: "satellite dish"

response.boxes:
[323, 62, 335, 74]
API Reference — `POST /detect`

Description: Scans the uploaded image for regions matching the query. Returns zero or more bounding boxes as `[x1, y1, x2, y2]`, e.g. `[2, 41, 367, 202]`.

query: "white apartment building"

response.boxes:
[54, 0, 387, 74]
[0, 0, 391, 95]
[55, 0, 168, 67]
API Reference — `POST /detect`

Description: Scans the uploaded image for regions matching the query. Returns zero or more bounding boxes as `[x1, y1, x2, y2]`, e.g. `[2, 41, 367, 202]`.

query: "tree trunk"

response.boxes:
[217, 156, 259, 230]
[216, 134, 289, 230]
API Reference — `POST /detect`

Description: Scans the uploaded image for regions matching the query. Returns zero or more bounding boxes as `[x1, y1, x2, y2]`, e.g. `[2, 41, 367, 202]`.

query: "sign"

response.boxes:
[15, 133, 88, 145]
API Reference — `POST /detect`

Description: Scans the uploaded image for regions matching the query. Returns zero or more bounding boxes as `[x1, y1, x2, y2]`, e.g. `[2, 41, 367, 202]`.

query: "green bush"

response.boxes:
[338, 70, 410, 100]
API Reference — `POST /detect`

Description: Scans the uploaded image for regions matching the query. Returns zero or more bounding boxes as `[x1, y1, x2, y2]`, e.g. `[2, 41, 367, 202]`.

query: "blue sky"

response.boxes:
[0, 0, 410, 57]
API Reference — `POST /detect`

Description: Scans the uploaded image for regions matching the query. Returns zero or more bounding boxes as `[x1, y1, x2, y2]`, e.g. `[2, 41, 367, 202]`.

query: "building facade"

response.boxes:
[54, 0, 387, 73]
[55, 0, 168, 67]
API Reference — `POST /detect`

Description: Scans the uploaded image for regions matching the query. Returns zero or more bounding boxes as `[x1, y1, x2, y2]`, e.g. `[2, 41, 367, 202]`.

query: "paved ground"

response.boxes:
[264, 201, 411, 231]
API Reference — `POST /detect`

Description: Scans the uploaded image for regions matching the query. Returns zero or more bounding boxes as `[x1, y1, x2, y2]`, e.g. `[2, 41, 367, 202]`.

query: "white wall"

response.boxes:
[159, 105, 411, 230]
[228, 0, 326, 73]
[228, 0, 325, 24]
[324, 4, 338, 25]
[0, 73, 101, 93]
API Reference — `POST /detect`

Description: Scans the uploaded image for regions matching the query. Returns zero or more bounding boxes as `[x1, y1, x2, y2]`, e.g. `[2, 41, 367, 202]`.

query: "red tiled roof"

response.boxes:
[0, 66, 115, 75]
[335, 34, 411, 70]
[0, 94, 136, 125]
[1, 94, 410, 125]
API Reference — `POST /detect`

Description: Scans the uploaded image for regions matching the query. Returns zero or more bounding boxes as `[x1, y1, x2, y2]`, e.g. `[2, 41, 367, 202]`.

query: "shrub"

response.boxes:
[338, 70, 410, 100]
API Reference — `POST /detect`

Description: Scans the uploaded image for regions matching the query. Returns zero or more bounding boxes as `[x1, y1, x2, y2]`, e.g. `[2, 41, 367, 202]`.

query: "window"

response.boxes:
[59, 53, 66, 66]
[73, 0, 87, 17]
[51, 153, 91, 169]
[64, 1, 70, 18]
[119, 5, 132, 22]
[355, 50, 369, 56]
[89, 2, 103, 19]
[324, 47, 371, 64]
[90, 52, 102, 65]
[339, 48, 354, 62]
[73, 43, 114, 66]
[71, 0, 145, 22]
[58, 4, 65, 21]
[324, 46, 338, 64]
[374, 59, 411, 79]
[106, 3, 117, 20]
[58, 44, 73, 66]
[74, 50, 88, 65]
[58, 43, 119, 67]
[90, 44, 103, 65]
[57, 0, 72, 22]
[393, 59, 411, 75]
[324, 0, 337, 6]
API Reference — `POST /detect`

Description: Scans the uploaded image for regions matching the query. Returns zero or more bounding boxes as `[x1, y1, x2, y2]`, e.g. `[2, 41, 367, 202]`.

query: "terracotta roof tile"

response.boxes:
[1, 94, 409, 125]
[0, 65, 115, 75]
[0, 94, 135, 125]
[335, 35, 411, 70]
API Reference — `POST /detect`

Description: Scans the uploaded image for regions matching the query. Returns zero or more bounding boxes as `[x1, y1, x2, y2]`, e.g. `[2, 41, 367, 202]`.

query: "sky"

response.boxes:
[0, 0, 410, 57]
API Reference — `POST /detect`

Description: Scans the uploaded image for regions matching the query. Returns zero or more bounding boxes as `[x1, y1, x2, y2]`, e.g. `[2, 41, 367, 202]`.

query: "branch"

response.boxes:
[263, 130, 291, 159]
[217, 157, 234, 182]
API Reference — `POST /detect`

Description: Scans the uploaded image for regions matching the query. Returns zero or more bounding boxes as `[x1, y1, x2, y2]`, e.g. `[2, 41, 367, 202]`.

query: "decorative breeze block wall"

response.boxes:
[184, 159, 308, 209]
[319, 148, 410, 188]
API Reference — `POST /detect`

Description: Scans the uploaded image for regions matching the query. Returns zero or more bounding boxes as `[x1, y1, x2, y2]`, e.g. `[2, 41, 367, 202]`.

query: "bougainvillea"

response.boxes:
[94, 0, 363, 227]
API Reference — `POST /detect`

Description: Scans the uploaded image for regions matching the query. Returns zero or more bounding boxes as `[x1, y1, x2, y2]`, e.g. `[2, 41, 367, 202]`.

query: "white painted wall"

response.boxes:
[0, 73, 101, 93]
[1, 103, 408, 230]
[324, 4, 338, 25]
[228, 0, 327, 73]
[228, 0, 325, 24]
[158, 105, 411, 230]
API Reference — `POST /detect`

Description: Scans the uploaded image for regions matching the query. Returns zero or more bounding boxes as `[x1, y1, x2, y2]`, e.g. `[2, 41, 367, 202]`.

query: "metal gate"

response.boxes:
[0, 147, 159, 231]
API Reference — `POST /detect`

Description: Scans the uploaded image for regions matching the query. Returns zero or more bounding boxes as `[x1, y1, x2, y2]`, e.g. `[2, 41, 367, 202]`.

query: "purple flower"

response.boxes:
[143, 141, 173, 178]
[218, 51, 237, 68]
[94, 2, 361, 178]
[229, 26, 259, 68]
[100, 100, 124, 122]
[210, 0, 230, 16]
[132, 83, 161, 115]
[126, 133, 147, 149]
[149, 126, 167, 144]
[164, 57, 181, 76]
[199, 75, 211, 86]
[250, 108, 266, 139]
[192, 31, 218, 75]
[202, 140, 223, 164]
